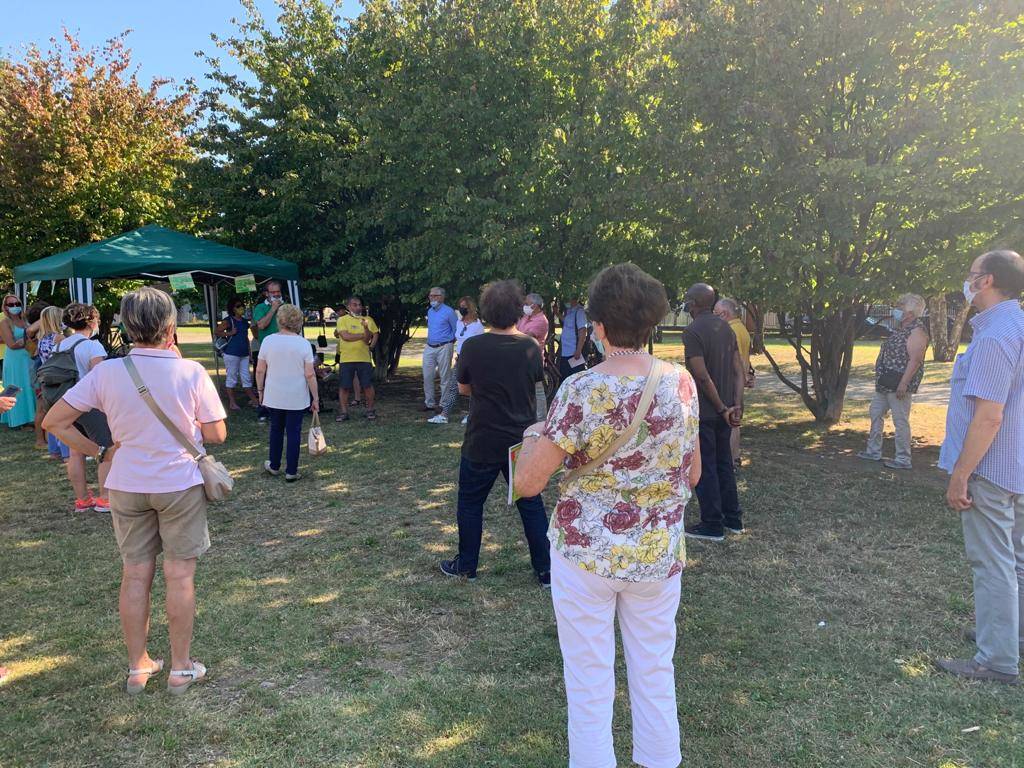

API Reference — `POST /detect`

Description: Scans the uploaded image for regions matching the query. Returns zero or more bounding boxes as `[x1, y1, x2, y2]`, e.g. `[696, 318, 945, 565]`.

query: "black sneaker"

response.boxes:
[684, 523, 725, 542]
[537, 571, 551, 589]
[440, 557, 477, 580]
[723, 520, 745, 535]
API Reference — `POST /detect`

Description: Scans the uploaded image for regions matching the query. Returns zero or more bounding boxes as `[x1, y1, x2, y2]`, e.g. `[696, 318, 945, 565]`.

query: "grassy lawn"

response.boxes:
[1, 330, 1019, 767]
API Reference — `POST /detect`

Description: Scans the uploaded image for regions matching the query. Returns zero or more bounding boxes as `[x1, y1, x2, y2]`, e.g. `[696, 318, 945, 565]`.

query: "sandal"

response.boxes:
[365, 409, 377, 420]
[335, 413, 350, 422]
[167, 660, 207, 696]
[126, 658, 164, 695]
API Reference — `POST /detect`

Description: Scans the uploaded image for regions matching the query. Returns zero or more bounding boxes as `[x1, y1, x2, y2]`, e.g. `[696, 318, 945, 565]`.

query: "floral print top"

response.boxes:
[543, 363, 700, 582]
[875, 318, 926, 393]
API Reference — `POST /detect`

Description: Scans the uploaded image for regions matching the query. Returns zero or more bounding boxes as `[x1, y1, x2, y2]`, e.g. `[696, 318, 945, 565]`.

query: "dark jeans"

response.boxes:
[558, 356, 586, 383]
[695, 416, 742, 532]
[268, 407, 305, 476]
[457, 457, 551, 575]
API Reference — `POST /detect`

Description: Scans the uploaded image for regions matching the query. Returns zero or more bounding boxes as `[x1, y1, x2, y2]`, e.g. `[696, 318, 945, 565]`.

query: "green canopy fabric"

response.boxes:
[13, 225, 299, 282]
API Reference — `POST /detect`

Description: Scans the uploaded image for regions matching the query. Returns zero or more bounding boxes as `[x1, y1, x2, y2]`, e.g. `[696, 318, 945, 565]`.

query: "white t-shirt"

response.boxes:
[258, 333, 314, 411]
[57, 332, 107, 378]
[455, 319, 485, 355]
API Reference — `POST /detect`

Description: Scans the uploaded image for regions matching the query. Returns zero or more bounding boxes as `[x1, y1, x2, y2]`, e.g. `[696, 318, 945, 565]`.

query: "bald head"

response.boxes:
[684, 283, 716, 314]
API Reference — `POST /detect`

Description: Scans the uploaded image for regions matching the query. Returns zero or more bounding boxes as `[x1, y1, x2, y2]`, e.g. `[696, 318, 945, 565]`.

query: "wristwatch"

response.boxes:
[524, 431, 544, 440]
[97, 445, 110, 463]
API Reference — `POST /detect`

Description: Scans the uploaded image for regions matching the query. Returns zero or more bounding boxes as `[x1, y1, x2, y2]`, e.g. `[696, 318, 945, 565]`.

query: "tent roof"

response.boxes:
[13, 225, 299, 282]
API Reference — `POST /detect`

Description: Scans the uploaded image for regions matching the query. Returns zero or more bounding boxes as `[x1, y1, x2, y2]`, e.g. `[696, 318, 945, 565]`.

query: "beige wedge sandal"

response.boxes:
[167, 660, 207, 696]
[125, 659, 164, 695]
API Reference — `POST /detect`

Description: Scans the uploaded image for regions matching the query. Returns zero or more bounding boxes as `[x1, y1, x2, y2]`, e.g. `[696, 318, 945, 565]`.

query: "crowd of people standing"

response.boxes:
[1, 249, 1022, 766]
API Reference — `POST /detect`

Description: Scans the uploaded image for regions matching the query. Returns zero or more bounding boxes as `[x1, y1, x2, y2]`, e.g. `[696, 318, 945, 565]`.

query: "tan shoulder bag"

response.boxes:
[561, 358, 666, 486]
[123, 357, 234, 502]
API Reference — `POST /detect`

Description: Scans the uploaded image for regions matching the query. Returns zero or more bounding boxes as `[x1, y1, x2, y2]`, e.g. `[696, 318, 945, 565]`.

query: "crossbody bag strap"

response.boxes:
[561, 357, 666, 486]
[122, 356, 204, 460]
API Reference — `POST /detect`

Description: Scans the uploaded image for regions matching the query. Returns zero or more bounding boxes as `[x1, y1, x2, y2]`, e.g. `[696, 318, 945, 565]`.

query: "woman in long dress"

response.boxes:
[0, 293, 37, 429]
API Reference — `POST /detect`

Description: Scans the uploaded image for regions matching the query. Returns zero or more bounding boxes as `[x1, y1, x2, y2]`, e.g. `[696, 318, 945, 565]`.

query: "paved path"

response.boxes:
[756, 371, 950, 406]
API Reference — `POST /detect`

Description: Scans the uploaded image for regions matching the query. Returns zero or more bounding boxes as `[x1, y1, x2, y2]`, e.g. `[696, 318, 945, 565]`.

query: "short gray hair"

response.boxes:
[897, 293, 926, 316]
[715, 298, 741, 318]
[526, 293, 543, 307]
[429, 286, 446, 298]
[121, 286, 176, 345]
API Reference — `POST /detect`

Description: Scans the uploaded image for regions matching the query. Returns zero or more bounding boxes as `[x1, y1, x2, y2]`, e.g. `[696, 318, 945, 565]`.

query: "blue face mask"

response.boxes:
[891, 308, 904, 324]
[7, 306, 22, 316]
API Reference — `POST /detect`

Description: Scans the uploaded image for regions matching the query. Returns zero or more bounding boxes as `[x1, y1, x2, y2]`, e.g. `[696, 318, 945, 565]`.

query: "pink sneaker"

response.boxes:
[74, 496, 96, 512]
[92, 497, 111, 513]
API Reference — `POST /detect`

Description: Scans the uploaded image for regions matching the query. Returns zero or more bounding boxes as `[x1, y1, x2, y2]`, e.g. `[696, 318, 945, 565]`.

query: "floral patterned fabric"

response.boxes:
[543, 363, 700, 582]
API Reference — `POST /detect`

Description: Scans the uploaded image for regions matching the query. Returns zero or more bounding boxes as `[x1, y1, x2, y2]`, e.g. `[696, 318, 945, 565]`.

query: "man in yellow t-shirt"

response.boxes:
[715, 298, 752, 466]
[334, 296, 379, 421]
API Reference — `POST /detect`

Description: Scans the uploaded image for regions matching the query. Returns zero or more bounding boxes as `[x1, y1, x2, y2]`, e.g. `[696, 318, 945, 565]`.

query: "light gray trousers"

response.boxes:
[865, 391, 913, 466]
[422, 342, 453, 408]
[962, 475, 1024, 676]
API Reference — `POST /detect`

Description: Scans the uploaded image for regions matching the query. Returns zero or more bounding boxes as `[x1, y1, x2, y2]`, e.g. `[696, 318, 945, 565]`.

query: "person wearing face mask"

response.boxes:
[934, 250, 1024, 685]
[422, 286, 459, 412]
[0, 293, 36, 429]
[216, 297, 259, 411]
[516, 293, 549, 350]
[252, 281, 285, 421]
[857, 293, 929, 470]
[429, 297, 484, 424]
[557, 296, 590, 383]
[334, 296, 379, 422]
[54, 303, 113, 513]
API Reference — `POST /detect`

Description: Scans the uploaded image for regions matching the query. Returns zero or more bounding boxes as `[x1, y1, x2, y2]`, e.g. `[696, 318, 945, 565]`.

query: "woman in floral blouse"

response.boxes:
[515, 263, 700, 768]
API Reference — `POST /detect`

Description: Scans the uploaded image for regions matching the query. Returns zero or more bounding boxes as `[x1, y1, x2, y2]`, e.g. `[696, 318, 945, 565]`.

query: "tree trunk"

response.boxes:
[927, 292, 970, 362]
[762, 302, 863, 424]
[744, 302, 765, 354]
[372, 296, 414, 381]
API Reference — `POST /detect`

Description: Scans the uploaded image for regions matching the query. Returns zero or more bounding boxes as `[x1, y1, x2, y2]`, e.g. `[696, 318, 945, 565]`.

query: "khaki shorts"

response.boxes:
[108, 484, 210, 564]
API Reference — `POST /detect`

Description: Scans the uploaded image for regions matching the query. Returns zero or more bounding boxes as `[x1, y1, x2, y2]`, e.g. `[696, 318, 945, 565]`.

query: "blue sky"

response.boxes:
[1, 0, 363, 90]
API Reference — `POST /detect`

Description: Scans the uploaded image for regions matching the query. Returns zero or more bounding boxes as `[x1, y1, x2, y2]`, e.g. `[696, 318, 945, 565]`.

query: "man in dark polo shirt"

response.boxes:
[682, 283, 746, 542]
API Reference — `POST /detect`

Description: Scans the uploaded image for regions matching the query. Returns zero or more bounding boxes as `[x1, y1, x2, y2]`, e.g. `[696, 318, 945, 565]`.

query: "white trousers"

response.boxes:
[223, 353, 252, 388]
[422, 342, 454, 407]
[551, 550, 682, 768]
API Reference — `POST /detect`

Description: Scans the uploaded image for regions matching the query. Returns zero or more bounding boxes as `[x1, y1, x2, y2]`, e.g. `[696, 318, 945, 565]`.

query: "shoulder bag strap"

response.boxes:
[122, 356, 204, 460]
[561, 357, 666, 486]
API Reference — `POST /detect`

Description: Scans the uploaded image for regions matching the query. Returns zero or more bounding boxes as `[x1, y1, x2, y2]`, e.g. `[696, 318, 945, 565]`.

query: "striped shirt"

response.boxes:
[939, 300, 1024, 493]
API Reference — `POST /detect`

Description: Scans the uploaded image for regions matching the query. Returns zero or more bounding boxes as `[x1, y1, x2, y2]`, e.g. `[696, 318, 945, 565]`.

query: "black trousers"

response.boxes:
[694, 415, 742, 532]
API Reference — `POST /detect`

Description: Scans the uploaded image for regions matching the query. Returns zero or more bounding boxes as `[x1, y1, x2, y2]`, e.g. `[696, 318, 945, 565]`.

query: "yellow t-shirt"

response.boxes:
[729, 318, 751, 371]
[334, 314, 378, 363]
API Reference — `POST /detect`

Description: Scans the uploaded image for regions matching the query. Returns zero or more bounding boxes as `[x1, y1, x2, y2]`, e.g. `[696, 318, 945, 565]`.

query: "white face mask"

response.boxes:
[429, 300, 440, 309]
[963, 279, 979, 305]
[522, 305, 533, 316]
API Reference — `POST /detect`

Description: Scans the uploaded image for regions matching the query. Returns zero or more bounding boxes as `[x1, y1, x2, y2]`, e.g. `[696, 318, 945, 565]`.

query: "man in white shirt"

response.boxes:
[56, 303, 113, 513]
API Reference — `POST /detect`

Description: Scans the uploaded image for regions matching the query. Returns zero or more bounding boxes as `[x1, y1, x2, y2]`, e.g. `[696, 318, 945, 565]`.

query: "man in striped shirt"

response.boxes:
[936, 249, 1024, 685]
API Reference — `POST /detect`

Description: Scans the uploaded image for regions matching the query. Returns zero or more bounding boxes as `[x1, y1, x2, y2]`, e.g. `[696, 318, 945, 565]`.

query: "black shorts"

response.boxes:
[339, 362, 373, 390]
[75, 408, 113, 448]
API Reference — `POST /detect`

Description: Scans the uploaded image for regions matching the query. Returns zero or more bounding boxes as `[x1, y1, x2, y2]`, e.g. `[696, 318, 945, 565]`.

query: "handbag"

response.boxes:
[877, 370, 902, 391]
[308, 412, 328, 456]
[560, 357, 665, 487]
[123, 357, 234, 502]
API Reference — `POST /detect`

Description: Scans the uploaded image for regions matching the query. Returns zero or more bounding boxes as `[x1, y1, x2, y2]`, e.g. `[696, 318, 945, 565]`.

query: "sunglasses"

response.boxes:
[4, 302, 21, 308]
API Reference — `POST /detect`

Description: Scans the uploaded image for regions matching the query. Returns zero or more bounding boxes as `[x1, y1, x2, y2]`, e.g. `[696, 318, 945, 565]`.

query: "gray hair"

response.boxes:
[526, 293, 543, 307]
[897, 293, 926, 316]
[120, 286, 176, 345]
[429, 286, 446, 298]
[715, 297, 741, 319]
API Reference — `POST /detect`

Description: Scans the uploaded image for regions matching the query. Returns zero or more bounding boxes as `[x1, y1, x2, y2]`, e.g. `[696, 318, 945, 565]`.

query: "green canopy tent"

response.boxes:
[12, 225, 302, 379]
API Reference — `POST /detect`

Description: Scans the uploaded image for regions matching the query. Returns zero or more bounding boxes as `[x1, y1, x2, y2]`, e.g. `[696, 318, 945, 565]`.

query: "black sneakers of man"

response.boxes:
[440, 557, 477, 580]
[538, 571, 551, 589]
[684, 523, 725, 542]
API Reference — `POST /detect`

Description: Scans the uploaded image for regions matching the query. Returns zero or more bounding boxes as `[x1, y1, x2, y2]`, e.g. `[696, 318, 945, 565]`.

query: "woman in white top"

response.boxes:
[429, 296, 485, 424]
[256, 304, 319, 481]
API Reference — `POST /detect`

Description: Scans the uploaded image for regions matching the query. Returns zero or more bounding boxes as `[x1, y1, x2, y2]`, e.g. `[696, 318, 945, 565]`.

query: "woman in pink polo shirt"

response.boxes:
[44, 287, 227, 696]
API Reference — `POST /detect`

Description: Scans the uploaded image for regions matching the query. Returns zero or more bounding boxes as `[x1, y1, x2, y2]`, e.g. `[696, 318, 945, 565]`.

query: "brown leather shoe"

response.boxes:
[963, 627, 1024, 652]
[935, 657, 1019, 685]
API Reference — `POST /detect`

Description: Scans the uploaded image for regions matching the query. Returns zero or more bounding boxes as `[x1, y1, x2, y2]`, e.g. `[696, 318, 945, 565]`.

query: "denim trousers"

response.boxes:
[268, 407, 305, 476]
[694, 415, 742, 531]
[457, 456, 551, 574]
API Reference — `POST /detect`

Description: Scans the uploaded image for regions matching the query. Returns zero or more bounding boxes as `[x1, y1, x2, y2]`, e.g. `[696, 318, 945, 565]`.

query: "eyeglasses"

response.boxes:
[966, 271, 989, 279]
[4, 302, 21, 308]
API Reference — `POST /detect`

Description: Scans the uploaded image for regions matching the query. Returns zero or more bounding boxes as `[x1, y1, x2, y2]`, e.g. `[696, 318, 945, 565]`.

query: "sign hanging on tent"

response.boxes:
[168, 272, 196, 292]
[29, 281, 41, 295]
[235, 274, 257, 293]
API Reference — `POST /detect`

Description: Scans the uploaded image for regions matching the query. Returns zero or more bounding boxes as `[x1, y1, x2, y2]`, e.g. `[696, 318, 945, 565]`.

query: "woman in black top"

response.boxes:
[439, 279, 551, 586]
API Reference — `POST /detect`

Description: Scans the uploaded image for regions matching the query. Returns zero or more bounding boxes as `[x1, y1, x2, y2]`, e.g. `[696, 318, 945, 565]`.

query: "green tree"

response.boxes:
[0, 32, 198, 284]
[657, 0, 1024, 421]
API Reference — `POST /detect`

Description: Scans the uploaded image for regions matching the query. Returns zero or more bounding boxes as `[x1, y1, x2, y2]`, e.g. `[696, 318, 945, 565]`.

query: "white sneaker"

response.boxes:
[428, 414, 449, 424]
[461, 415, 468, 425]
[264, 461, 280, 476]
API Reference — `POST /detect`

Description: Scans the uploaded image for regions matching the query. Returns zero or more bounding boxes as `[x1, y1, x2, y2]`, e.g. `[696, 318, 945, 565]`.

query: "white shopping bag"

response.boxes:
[308, 413, 328, 456]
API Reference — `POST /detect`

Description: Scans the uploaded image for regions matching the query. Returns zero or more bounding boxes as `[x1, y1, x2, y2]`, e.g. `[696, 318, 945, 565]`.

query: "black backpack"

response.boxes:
[35, 337, 87, 407]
